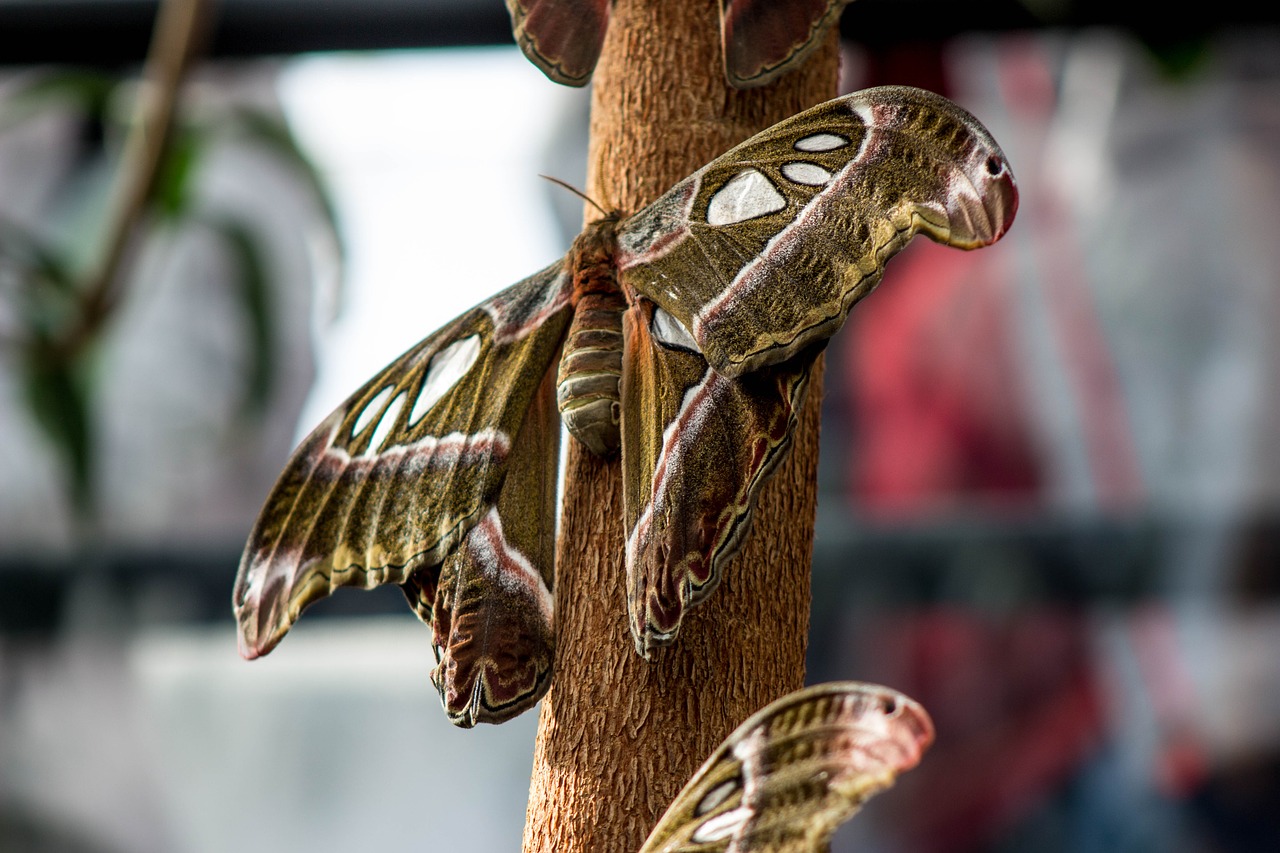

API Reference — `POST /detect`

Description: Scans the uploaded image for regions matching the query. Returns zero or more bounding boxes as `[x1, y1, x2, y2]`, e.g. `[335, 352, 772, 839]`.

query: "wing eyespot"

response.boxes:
[649, 305, 700, 354]
[691, 806, 752, 843]
[410, 334, 483, 427]
[695, 778, 740, 815]
[781, 161, 833, 187]
[793, 132, 849, 153]
[351, 385, 395, 442]
[705, 169, 786, 226]
[367, 392, 408, 455]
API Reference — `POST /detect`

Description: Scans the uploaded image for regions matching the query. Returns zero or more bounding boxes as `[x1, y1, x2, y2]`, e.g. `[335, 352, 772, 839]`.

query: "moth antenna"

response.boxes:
[539, 174, 609, 216]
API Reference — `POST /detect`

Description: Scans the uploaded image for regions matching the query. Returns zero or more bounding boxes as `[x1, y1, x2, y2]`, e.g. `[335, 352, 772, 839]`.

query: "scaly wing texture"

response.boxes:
[615, 85, 1018, 379]
[404, 356, 561, 726]
[720, 0, 854, 89]
[639, 682, 934, 853]
[505, 0, 612, 87]
[233, 262, 572, 724]
[620, 300, 817, 656]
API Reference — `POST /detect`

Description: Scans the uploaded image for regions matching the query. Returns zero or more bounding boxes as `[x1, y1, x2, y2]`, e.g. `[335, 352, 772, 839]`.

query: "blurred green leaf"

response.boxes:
[0, 219, 82, 343]
[203, 214, 275, 418]
[216, 106, 345, 263]
[1141, 37, 1211, 80]
[0, 217, 76, 294]
[22, 344, 94, 513]
[0, 70, 115, 133]
[152, 126, 203, 220]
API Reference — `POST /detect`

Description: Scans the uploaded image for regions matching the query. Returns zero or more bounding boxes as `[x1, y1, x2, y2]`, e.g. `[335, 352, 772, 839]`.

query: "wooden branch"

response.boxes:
[521, 2, 839, 850]
[55, 0, 210, 360]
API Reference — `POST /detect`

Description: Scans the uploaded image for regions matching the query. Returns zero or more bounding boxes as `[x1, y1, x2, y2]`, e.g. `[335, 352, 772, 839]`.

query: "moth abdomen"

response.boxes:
[556, 288, 625, 457]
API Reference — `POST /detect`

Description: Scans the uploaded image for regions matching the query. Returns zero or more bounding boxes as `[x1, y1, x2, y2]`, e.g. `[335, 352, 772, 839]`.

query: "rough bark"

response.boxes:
[522, 2, 839, 851]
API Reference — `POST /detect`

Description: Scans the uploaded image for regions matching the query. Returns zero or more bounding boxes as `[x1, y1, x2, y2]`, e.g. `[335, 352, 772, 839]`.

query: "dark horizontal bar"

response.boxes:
[5, 510, 1275, 636]
[0, 0, 1275, 67]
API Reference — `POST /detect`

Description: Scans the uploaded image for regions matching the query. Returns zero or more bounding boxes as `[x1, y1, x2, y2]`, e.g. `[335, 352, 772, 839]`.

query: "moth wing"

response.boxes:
[233, 261, 572, 665]
[406, 353, 561, 726]
[506, 0, 612, 87]
[719, 0, 851, 89]
[615, 85, 1017, 378]
[639, 682, 934, 853]
[620, 300, 817, 657]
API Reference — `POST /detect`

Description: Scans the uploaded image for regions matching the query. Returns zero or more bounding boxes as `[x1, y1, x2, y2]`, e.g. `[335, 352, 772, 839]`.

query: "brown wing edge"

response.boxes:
[506, 0, 612, 87]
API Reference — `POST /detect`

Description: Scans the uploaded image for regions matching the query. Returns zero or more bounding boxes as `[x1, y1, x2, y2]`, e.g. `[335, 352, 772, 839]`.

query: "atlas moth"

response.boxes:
[233, 86, 1017, 726]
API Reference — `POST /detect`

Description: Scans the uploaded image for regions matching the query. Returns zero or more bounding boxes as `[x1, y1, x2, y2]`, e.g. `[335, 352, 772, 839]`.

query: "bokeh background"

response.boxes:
[1, 2, 1278, 851]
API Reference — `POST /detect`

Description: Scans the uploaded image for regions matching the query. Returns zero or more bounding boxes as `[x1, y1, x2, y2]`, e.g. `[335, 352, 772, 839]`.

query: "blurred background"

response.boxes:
[1, 1, 1278, 851]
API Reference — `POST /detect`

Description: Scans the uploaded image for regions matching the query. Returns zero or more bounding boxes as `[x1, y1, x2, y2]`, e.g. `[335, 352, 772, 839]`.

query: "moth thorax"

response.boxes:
[557, 288, 625, 457]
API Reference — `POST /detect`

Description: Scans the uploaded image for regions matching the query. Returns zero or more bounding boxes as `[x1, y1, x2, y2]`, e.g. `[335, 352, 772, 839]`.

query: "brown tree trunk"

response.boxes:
[522, 2, 839, 850]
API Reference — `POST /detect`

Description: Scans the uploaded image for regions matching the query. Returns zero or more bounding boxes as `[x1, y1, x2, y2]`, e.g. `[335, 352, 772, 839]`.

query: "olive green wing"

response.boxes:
[639, 682, 933, 853]
[615, 85, 1018, 378]
[233, 261, 572, 725]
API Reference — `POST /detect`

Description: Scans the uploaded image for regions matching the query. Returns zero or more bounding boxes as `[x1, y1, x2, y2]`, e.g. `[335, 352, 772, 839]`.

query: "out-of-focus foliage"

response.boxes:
[0, 69, 341, 517]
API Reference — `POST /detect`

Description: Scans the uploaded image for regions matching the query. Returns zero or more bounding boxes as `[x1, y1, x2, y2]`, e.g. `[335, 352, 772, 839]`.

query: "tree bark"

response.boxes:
[522, 2, 839, 851]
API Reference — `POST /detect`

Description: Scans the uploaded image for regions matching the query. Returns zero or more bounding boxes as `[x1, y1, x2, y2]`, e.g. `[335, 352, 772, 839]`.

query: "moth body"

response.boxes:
[557, 217, 627, 457]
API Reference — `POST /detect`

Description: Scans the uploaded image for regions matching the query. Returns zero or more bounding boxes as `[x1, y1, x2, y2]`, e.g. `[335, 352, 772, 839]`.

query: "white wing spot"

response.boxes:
[691, 806, 752, 843]
[706, 169, 786, 227]
[650, 306, 699, 352]
[781, 161, 833, 186]
[352, 385, 394, 439]
[367, 391, 407, 455]
[794, 132, 849, 152]
[411, 334, 482, 426]
[696, 779, 739, 816]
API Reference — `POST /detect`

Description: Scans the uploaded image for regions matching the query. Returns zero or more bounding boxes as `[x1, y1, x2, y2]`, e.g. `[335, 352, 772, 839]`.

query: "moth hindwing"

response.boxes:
[638, 682, 935, 853]
[613, 85, 1017, 653]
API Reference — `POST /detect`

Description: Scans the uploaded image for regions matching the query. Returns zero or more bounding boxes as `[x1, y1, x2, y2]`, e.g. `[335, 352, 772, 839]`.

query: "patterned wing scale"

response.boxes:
[615, 85, 1019, 379]
[639, 682, 934, 853]
[505, 0, 612, 87]
[233, 262, 572, 679]
[720, 0, 852, 89]
[405, 358, 561, 726]
[620, 301, 817, 656]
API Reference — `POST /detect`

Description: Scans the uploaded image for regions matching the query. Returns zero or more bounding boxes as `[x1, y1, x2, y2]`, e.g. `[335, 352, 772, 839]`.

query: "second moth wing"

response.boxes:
[638, 682, 934, 853]
[615, 85, 1018, 379]
[619, 299, 818, 656]
[719, 0, 853, 89]
[234, 261, 573, 725]
[505, 0, 612, 87]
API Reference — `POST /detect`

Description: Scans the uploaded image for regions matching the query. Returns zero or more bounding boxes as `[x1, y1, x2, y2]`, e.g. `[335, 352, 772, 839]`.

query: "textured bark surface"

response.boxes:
[522, 2, 839, 851]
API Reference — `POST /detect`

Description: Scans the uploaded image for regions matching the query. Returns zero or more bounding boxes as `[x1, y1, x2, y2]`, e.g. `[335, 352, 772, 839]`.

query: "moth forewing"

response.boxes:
[233, 264, 573, 672]
[638, 682, 935, 853]
[616, 86, 1017, 380]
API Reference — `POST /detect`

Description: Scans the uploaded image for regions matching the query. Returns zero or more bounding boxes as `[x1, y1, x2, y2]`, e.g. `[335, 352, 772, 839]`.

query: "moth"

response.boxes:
[639, 681, 933, 852]
[233, 86, 1017, 727]
[506, 0, 855, 88]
